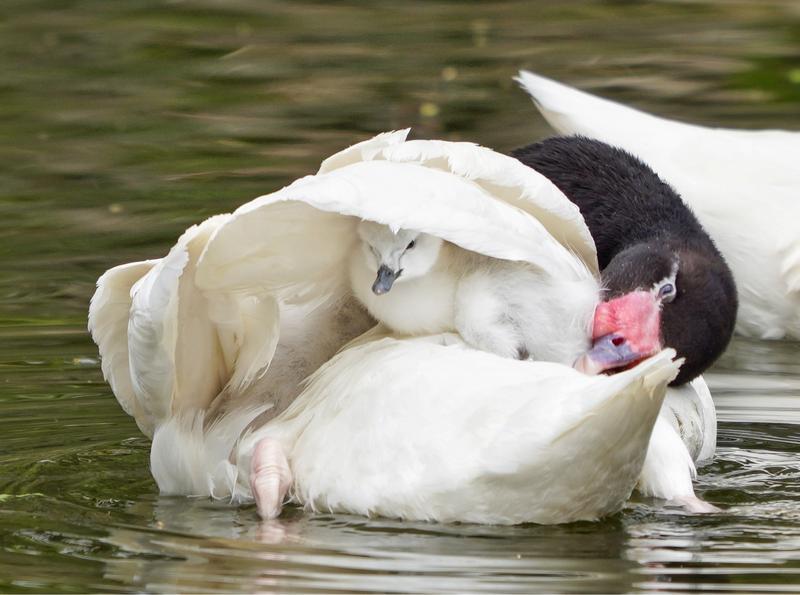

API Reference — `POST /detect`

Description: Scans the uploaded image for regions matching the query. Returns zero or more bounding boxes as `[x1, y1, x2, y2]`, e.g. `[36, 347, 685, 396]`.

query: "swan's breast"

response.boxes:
[350, 257, 457, 335]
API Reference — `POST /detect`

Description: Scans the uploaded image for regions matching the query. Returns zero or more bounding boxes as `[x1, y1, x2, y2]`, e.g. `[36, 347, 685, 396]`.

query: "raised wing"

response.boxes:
[197, 134, 598, 296]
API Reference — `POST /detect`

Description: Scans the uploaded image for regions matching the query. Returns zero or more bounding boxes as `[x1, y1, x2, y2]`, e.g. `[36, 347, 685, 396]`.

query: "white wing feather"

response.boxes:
[88, 259, 157, 435]
[317, 129, 410, 174]
[328, 137, 598, 273]
[126, 216, 234, 426]
[196, 149, 597, 298]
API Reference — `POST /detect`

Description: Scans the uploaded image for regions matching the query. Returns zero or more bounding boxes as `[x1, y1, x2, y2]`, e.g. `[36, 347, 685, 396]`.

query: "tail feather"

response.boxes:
[518, 70, 652, 133]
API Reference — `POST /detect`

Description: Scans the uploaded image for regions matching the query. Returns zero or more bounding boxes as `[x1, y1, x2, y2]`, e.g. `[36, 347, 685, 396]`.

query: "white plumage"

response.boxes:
[89, 130, 714, 524]
[350, 222, 598, 363]
[638, 376, 717, 512]
[517, 69, 800, 340]
[242, 336, 680, 524]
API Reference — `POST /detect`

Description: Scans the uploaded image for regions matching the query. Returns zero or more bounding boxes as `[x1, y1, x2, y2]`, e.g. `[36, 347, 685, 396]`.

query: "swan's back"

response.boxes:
[280, 337, 680, 524]
[516, 70, 800, 185]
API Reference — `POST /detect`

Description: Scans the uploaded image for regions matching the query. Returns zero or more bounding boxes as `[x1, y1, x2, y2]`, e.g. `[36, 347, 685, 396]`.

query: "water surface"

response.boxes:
[1, 1, 799, 592]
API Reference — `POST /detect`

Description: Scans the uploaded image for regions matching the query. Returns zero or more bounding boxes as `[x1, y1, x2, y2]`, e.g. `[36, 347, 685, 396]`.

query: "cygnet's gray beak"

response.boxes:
[372, 265, 399, 295]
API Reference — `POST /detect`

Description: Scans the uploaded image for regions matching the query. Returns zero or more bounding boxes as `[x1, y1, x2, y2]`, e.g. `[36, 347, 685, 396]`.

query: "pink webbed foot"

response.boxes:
[250, 437, 293, 520]
[672, 494, 721, 513]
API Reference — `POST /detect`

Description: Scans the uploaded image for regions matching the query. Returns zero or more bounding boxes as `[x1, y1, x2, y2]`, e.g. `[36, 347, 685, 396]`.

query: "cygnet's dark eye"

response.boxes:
[406, 240, 416, 250]
[658, 282, 676, 303]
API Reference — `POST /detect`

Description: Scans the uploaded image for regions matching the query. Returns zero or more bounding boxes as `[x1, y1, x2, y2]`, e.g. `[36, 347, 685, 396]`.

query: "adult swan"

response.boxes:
[89, 131, 712, 524]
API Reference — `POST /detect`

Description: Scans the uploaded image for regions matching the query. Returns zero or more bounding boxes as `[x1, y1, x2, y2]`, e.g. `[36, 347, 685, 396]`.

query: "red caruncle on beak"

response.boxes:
[575, 291, 663, 376]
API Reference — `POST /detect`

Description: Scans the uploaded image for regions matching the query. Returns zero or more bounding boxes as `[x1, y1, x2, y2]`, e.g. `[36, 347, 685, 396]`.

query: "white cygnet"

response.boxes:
[349, 220, 598, 365]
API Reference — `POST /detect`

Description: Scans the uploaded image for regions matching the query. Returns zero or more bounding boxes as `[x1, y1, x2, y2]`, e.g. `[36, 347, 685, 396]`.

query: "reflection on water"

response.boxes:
[1, 0, 799, 592]
[709, 338, 800, 424]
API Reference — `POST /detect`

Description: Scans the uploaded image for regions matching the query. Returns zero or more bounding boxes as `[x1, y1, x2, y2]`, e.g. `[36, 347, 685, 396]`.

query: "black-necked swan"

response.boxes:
[513, 136, 738, 386]
[516, 70, 800, 341]
[88, 131, 713, 524]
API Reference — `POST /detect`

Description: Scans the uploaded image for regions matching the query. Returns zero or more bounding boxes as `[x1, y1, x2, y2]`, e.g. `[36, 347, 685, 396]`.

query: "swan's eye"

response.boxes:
[658, 282, 676, 303]
[406, 240, 416, 251]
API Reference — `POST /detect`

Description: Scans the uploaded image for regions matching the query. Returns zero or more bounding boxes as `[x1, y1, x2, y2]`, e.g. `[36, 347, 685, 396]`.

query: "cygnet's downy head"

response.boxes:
[356, 221, 443, 295]
[576, 242, 737, 385]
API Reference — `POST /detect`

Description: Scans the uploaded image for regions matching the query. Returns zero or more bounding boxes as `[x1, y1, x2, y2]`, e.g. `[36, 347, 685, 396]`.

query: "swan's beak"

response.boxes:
[372, 265, 399, 295]
[575, 333, 645, 375]
[576, 291, 662, 375]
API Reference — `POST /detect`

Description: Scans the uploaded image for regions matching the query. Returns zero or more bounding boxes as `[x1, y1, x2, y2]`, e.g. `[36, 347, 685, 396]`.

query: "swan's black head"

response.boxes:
[512, 134, 738, 384]
[597, 241, 737, 385]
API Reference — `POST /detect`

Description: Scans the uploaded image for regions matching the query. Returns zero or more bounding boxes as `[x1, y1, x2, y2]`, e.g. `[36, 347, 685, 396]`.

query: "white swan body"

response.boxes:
[89, 131, 712, 523]
[517, 70, 800, 340]
[242, 336, 679, 524]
